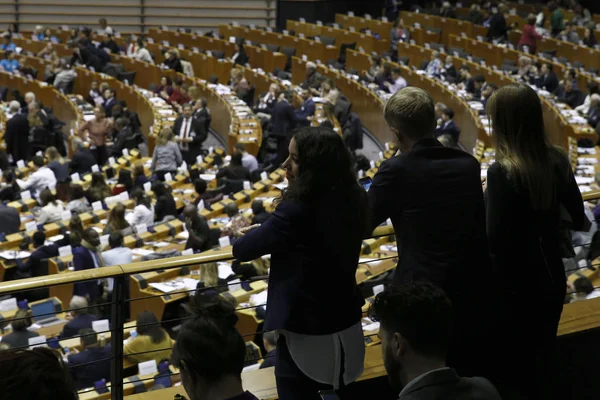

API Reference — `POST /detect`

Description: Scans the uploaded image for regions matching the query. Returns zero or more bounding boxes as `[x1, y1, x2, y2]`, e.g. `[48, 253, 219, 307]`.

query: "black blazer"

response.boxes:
[155, 193, 177, 222]
[2, 330, 39, 349]
[399, 368, 502, 400]
[70, 148, 97, 175]
[233, 52, 249, 66]
[435, 120, 461, 145]
[233, 194, 365, 335]
[270, 101, 300, 138]
[164, 57, 183, 73]
[5, 114, 30, 163]
[0, 205, 20, 235]
[173, 116, 208, 158]
[103, 97, 116, 117]
[259, 349, 277, 369]
[252, 211, 271, 225]
[537, 72, 559, 93]
[59, 313, 98, 339]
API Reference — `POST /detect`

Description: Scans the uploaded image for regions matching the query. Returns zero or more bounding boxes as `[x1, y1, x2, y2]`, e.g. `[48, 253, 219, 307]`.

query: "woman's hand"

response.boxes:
[236, 224, 260, 237]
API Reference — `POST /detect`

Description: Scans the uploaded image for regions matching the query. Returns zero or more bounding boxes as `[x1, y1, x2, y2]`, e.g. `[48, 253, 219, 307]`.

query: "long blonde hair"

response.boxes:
[199, 262, 219, 287]
[156, 127, 174, 146]
[45, 146, 64, 163]
[486, 84, 569, 210]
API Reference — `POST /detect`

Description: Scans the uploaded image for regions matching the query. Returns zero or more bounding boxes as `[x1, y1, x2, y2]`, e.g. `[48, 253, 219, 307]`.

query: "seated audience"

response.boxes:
[536, 62, 559, 93]
[66, 214, 85, 248]
[425, 51, 442, 77]
[67, 328, 111, 390]
[0, 347, 78, 399]
[70, 141, 97, 176]
[193, 178, 222, 208]
[130, 191, 155, 227]
[155, 76, 174, 98]
[0, 201, 19, 234]
[556, 79, 585, 108]
[132, 38, 153, 63]
[99, 33, 119, 54]
[151, 128, 182, 181]
[17, 231, 59, 280]
[163, 49, 183, 73]
[37, 189, 65, 225]
[152, 181, 177, 222]
[480, 83, 498, 109]
[59, 296, 98, 339]
[251, 200, 271, 225]
[66, 183, 91, 214]
[21, 156, 57, 199]
[124, 311, 174, 364]
[114, 168, 133, 195]
[369, 282, 502, 399]
[441, 56, 458, 83]
[2, 309, 39, 348]
[172, 293, 260, 400]
[582, 27, 597, 48]
[52, 62, 77, 93]
[166, 78, 190, 106]
[319, 78, 340, 105]
[217, 152, 251, 181]
[0, 32, 15, 51]
[132, 162, 149, 190]
[102, 231, 133, 267]
[300, 62, 323, 90]
[45, 146, 69, 182]
[104, 203, 133, 236]
[384, 67, 407, 94]
[195, 262, 227, 292]
[319, 102, 336, 129]
[97, 18, 114, 35]
[516, 56, 534, 81]
[363, 55, 382, 83]
[87, 172, 112, 203]
[575, 82, 600, 115]
[183, 204, 211, 252]
[232, 42, 249, 66]
[0, 169, 20, 201]
[231, 257, 269, 281]
[587, 94, 600, 128]
[234, 143, 258, 173]
[260, 331, 277, 369]
[560, 22, 580, 44]
[435, 108, 461, 145]
[0, 51, 19, 72]
[571, 277, 600, 301]
[221, 203, 251, 240]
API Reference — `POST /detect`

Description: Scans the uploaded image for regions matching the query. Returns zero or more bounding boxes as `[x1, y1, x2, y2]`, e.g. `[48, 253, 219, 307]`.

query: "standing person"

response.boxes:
[484, 83, 587, 399]
[233, 127, 367, 400]
[367, 87, 496, 381]
[4, 100, 29, 164]
[79, 106, 112, 166]
[549, 1, 564, 37]
[518, 14, 543, 54]
[73, 228, 104, 305]
[151, 127, 182, 181]
[173, 103, 207, 165]
[369, 283, 502, 400]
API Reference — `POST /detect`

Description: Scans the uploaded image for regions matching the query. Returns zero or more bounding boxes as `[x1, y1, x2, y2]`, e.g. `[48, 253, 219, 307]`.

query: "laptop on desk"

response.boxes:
[31, 299, 66, 327]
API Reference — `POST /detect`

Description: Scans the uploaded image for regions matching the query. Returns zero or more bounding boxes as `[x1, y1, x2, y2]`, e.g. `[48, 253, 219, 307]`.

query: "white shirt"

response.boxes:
[242, 153, 258, 173]
[21, 167, 57, 198]
[178, 117, 194, 151]
[388, 77, 407, 94]
[97, 27, 113, 36]
[102, 247, 133, 291]
[398, 367, 451, 397]
[280, 321, 365, 389]
[129, 204, 155, 227]
[38, 201, 65, 225]
[134, 48, 153, 64]
[575, 94, 591, 114]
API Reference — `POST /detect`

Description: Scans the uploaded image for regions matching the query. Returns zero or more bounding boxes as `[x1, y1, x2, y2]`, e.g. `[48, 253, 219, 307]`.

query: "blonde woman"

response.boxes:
[150, 128, 182, 181]
[45, 146, 69, 182]
[103, 203, 133, 236]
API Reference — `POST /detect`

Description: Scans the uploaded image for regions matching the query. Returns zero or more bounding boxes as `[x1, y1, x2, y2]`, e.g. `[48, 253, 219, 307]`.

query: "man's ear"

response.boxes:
[391, 332, 407, 359]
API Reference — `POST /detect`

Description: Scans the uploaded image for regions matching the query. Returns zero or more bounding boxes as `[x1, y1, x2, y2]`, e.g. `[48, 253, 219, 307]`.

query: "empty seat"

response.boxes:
[426, 27, 442, 34]
[572, 61, 585, 69]
[429, 43, 444, 52]
[556, 56, 569, 65]
[470, 56, 483, 64]
[339, 42, 356, 64]
[211, 50, 225, 59]
[397, 56, 410, 66]
[320, 36, 336, 46]
[117, 71, 136, 85]
[281, 47, 296, 58]
[266, 44, 280, 53]
[449, 47, 464, 55]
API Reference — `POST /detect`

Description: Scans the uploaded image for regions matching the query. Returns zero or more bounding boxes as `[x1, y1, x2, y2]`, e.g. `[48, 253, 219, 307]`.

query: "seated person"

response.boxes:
[184, 204, 212, 252]
[467, 75, 485, 99]
[129, 190, 155, 227]
[587, 94, 600, 128]
[254, 83, 279, 116]
[480, 83, 498, 109]
[369, 282, 502, 399]
[425, 51, 442, 77]
[555, 79, 585, 109]
[104, 203, 133, 236]
[124, 311, 174, 364]
[571, 276, 600, 302]
[234, 143, 258, 173]
[216, 152, 251, 181]
[17, 231, 59, 280]
[2, 309, 39, 348]
[0, 347, 78, 399]
[251, 200, 271, 225]
[0, 169, 21, 201]
[21, 155, 57, 199]
[151, 181, 177, 222]
[294, 89, 316, 126]
[259, 331, 277, 369]
[441, 55, 458, 83]
[69, 141, 96, 176]
[435, 108, 461, 146]
[67, 328, 111, 390]
[196, 262, 229, 293]
[384, 67, 407, 94]
[232, 256, 269, 281]
[59, 296, 98, 339]
[132, 161, 149, 190]
[193, 178, 222, 208]
[171, 293, 260, 400]
[37, 189, 65, 225]
[220, 203, 251, 240]
[0, 51, 19, 73]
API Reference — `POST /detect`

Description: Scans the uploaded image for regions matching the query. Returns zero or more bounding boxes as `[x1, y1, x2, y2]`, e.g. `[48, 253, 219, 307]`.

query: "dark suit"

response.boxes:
[155, 193, 177, 222]
[368, 138, 496, 379]
[259, 349, 277, 369]
[173, 116, 207, 165]
[252, 211, 271, 225]
[537, 72, 559, 93]
[2, 330, 39, 349]
[194, 107, 211, 131]
[103, 97, 116, 117]
[5, 114, 30, 163]
[70, 148, 97, 176]
[435, 120, 461, 145]
[295, 98, 316, 124]
[399, 368, 501, 400]
[300, 71, 323, 90]
[164, 57, 183, 73]
[0, 205, 20, 235]
[443, 65, 458, 83]
[68, 345, 112, 390]
[73, 247, 102, 302]
[556, 87, 585, 109]
[60, 313, 98, 339]
[271, 101, 300, 165]
[17, 244, 59, 279]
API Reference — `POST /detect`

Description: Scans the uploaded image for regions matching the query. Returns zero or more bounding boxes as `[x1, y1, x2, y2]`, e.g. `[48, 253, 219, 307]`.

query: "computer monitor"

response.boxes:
[31, 299, 55, 322]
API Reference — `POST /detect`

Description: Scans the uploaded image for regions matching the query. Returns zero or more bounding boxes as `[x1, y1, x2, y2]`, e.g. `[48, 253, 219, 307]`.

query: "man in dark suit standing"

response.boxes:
[294, 89, 316, 126]
[4, 100, 29, 164]
[173, 103, 207, 165]
[270, 90, 300, 166]
[434, 107, 461, 145]
[369, 282, 502, 400]
[367, 87, 497, 382]
[102, 88, 117, 117]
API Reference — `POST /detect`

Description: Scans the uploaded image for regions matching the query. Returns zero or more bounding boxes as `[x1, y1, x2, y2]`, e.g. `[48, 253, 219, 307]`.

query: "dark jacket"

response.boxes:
[185, 216, 212, 252]
[133, 175, 149, 190]
[488, 12, 508, 40]
[173, 116, 208, 159]
[233, 51, 249, 66]
[0, 205, 20, 235]
[300, 70, 323, 90]
[73, 247, 102, 301]
[252, 211, 271, 225]
[164, 57, 183, 73]
[537, 72, 559, 93]
[103, 97, 116, 118]
[368, 138, 495, 375]
[70, 148, 97, 175]
[259, 349, 277, 369]
[556, 87, 585, 109]
[155, 193, 177, 222]
[68, 345, 112, 389]
[295, 98, 316, 123]
[0, 184, 19, 202]
[5, 114, 30, 163]
[398, 368, 502, 400]
[217, 165, 251, 181]
[60, 313, 98, 339]
[17, 244, 59, 279]
[233, 195, 365, 335]
[435, 120, 461, 145]
[271, 101, 300, 138]
[2, 330, 39, 349]
[48, 160, 70, 182]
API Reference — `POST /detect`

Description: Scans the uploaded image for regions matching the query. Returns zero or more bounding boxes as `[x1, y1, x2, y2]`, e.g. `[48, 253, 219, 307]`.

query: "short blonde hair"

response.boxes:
[156, 127, 174, 146]
[384, 87, 435, 141]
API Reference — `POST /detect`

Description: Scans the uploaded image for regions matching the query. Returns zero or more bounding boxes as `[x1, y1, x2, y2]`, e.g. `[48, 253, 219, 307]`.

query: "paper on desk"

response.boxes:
[131, 248, 154, 256]
[579, 185, 592, 192]
[250, 290, 267, 308]
[578, 147, 597, 155]
[218, 263, 234, 279]
[576, 176, 595, 184]
[243, 363, 261, 372]
[177, 231, 189, 239]
[138, 360, 158, 376]
[359, 258, 382, 266]
[149, 281, 186, 293]
[153, 242, 170, 248]
[578, 157, 598, 164]
[0, 251, 31, 260]
[28, 335, 47, 349]
[48, 235, 64, 243]
[199, 174, 216, 181]
[363, 322, 380, 332]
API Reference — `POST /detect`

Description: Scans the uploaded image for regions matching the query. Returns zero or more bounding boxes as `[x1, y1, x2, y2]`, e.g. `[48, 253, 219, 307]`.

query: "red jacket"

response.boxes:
[518, 24, 542, 54]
